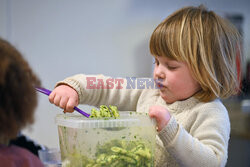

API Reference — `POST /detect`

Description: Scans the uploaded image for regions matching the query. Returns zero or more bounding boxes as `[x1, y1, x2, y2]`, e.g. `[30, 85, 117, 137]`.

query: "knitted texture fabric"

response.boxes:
[57, 74, 230, 167]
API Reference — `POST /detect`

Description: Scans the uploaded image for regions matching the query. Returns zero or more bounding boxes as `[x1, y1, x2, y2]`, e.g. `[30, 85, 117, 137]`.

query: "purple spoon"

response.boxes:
[35, 87, 90, 118]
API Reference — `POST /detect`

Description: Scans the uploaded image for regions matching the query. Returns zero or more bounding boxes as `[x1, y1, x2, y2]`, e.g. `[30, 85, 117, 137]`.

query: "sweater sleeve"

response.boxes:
[56, 74, 145, 111]
[158, 104, 230, 167]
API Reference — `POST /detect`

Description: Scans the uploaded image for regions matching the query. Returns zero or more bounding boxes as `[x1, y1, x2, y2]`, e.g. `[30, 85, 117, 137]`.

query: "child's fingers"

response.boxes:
[149, 108, 161, 124]
[48, 85, 78, 113]
[149, 106, 160, 118]
[59, 96, 69, 110]
[65, 98, 77, 113]
[53, 95, 62, 107]
[149, 107, 159, 131]
[48, 91, 56, 104]
[149, 106, 171, 132]
[148, 108, 156, 118]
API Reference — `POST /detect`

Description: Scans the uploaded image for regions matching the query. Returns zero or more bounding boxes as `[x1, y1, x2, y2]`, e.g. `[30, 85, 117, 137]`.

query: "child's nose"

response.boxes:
[154, 65, 165, 80]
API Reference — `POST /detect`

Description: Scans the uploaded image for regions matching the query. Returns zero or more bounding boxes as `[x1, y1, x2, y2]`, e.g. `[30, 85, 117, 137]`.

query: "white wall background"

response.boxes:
[0, 0, 250, 149]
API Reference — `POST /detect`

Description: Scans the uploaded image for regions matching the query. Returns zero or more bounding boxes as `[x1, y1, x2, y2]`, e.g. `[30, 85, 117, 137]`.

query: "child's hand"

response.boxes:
[149, 106, 171, 132]
[49, 85, 79, 113]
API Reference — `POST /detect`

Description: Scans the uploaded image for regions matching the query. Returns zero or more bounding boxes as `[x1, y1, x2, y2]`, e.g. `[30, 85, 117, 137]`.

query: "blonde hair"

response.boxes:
[150, 5, 242, 102]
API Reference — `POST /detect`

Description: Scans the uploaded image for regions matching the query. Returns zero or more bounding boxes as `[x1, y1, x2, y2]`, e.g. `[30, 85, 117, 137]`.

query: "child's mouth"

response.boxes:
[156, 82, 165, 89]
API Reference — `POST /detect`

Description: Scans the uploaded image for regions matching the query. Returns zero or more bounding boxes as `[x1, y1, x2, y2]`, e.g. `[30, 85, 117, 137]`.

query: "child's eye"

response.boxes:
[167, 65, 178, 70]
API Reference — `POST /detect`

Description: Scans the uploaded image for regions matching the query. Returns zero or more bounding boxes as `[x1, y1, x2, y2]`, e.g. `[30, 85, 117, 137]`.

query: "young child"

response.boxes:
[0, 38, 44, 166]
[49, 5, 242, 167]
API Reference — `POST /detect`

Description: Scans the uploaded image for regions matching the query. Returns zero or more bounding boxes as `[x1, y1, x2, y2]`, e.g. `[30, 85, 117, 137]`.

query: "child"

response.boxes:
[49, 5, 242, 167]
[0, 38, 44, 166]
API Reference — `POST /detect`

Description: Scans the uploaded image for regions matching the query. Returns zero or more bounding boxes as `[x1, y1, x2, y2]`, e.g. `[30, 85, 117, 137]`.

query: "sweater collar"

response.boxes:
[166, 97, 200, 113]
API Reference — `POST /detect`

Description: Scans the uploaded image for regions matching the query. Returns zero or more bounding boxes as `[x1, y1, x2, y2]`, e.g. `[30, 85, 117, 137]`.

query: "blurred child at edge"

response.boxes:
[0, 38, 44, 167]
[49, 5, 242, 167]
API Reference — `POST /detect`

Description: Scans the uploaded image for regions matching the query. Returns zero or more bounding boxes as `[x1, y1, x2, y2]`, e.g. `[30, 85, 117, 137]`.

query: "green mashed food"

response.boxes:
[90, 105, 120, 118]
[62, 139, 153, 167]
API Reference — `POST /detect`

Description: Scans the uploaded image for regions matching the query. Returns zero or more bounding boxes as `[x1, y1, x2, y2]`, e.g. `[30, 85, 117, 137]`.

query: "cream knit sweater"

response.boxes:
[58, 74, 230, 167]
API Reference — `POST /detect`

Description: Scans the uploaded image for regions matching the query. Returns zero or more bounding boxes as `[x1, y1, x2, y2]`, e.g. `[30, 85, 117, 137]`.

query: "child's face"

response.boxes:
[153, 56, 201, 104]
